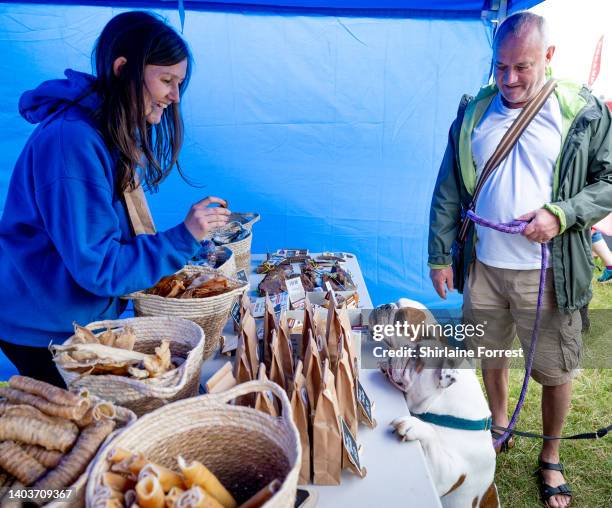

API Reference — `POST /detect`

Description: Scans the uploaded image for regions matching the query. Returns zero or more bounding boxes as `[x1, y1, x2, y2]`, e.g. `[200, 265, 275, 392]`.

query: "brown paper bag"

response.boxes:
[234, 336, 254, 406]
[324, 291, 341, 374]
[303, 330, 323, 415]
[205, 361, 237, 394]
[290, 360, 311, 484]
[254, 363, 278, 416]
[277, 311, 295, 379]
[301, 295, 316, 359]
[268, 331, 287, 391]
[240, 309, 259, 377]
[262, 295, 277, 368]
[335, 350, 358, 439]
[337, 307, 359, 381]
[312, 359, 342, 485]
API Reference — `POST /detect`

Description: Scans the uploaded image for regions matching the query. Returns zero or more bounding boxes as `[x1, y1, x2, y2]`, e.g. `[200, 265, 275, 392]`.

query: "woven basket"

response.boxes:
[0, 401, 136, 508]
[124, 266, 248, 359]
[225, 213, 260, 275]
[85, 380, 301, 508]
[55, 317, 205, 416]
[215, 246, 236, 277]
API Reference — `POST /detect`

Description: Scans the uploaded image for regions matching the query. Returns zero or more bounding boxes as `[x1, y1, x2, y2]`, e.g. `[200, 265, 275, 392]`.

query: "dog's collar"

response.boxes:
[411, 412, 492, 431]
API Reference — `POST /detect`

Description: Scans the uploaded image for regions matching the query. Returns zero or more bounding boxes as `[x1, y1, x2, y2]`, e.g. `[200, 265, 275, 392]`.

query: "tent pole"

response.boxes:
[482, 0, 508, 82]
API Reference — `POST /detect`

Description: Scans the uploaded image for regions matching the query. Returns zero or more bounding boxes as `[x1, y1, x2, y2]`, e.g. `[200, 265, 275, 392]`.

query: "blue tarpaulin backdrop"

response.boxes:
[0, 0, 542, 375]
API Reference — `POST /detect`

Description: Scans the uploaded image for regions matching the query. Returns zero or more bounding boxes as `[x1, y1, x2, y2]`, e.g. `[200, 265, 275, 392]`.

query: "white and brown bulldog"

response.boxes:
[371, 299, 500, 508]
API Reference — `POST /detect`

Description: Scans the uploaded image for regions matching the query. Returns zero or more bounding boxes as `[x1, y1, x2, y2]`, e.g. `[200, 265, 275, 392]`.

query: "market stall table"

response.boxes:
[200, 253, 442, 508]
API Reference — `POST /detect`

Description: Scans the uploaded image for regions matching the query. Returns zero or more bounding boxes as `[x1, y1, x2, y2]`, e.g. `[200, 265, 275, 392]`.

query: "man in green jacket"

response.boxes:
[428, 12, 612, 508]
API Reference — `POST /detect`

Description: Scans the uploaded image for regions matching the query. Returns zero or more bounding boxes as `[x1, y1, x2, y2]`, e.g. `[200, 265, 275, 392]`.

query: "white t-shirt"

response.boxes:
[471, 92, 562, 270]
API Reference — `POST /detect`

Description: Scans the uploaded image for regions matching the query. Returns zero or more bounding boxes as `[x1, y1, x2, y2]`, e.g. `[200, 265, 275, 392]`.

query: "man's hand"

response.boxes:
[518, 208, 560, 243]
[430, 267, 454, 299]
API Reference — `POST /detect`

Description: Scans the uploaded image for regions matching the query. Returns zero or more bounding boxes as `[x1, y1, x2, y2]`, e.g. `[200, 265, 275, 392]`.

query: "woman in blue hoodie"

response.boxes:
[0, 12, 230, 385]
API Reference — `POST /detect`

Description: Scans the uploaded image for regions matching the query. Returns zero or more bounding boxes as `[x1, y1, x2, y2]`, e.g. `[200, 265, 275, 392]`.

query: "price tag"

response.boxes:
[236, 269, 248, 283]
[286, 275, 306, 304]
[340, 417, 363, 475]
[230, 300, 241, 326]
[356, 379, 376, 428]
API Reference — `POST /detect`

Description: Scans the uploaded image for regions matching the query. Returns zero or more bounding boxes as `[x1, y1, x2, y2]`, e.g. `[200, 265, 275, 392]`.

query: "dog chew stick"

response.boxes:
[0, 386, 89, 420]
[76, 400, 116, 428]
[8, 375, 84, 407]
[0, 441, 47, 485]
[103, 471, 135, 492]
[0, 403, 79, 435]
[139, 463, 184, 492]
[175, 486, 224, 508]
[32, 418, 116, 490]
[236, 479, 281, 508]
[0, 415, 78, 452]
[136, 475, 165, 508]
[21, 444, 63, 468]
[177, 456, 237, 508]
[165, 486, 186, 508]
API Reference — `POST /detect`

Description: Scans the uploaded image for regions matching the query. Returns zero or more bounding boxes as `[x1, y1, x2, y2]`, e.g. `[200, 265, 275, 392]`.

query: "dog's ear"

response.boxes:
[437, 368, 458, 389]
[394, 307, 427, 342]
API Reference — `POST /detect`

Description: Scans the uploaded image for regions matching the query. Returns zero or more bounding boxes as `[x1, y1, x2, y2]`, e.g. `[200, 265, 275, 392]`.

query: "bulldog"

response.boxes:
[370, 300, 500, 508]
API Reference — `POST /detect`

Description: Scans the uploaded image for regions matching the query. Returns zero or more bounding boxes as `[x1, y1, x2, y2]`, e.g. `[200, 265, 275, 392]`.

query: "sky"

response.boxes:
[530, 0, 612, 99]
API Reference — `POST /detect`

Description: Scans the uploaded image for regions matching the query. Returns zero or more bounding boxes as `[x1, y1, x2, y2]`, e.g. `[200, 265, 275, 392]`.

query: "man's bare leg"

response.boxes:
[482, 367, 510, 427]
[539, 382, 572, 508]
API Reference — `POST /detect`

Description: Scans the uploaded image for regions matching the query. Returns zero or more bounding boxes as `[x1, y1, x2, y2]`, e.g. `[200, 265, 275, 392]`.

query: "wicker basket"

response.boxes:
[225, 213, 260, 275]
[124, 266, 248, 359]
[0, 401, 136, 508]
[215, 246, 236, 277]
[54, 317, 205, 416]
[86, 380, 301, 508]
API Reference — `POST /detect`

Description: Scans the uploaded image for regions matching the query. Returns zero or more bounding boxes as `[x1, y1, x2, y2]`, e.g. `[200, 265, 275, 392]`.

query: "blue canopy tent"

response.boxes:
[0, 1, 543, 378]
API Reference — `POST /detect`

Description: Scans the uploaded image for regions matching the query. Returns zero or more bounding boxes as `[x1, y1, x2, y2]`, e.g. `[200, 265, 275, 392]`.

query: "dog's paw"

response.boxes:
[390, 416, 427, 442]
[438, 368, 459, 388]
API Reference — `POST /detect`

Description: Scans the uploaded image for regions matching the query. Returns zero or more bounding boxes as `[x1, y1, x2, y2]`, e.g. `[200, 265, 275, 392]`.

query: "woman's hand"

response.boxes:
[184, 196, 231, 241]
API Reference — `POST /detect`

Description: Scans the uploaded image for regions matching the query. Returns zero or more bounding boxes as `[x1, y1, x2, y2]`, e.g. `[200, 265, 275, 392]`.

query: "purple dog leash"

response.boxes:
[465, 210, 550, 450]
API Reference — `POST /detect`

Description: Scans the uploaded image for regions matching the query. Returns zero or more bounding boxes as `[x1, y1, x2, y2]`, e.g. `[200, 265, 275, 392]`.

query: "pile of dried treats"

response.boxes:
[52, 323, 174, 379]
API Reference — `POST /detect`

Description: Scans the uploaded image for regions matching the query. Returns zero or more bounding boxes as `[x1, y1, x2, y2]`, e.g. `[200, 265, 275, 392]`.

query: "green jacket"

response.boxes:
[428, 80, 612, 312]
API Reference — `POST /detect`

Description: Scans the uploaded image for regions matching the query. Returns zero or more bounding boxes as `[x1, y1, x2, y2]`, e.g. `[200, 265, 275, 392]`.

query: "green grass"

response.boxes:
[486, 263, 612, 507]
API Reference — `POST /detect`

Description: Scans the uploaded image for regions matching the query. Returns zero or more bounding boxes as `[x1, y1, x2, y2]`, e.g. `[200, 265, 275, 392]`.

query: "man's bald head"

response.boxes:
[492, 12, 554, 108]
[493, 12, 549, 52]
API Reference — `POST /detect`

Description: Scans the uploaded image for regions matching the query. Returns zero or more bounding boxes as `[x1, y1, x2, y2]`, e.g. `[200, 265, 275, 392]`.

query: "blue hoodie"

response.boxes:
[0, 69, 201, 347]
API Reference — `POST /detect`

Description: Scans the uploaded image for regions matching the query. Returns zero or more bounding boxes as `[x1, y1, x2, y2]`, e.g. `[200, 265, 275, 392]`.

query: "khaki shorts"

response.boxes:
[463, 260, 582, 386]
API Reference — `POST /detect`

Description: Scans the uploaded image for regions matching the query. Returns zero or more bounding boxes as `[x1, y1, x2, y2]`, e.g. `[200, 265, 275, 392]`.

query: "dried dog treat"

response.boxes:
[0, 402, 79, 435]
[0, 440, 47, 485]
[76, 400, 116, 428]
[139, 463, 184, 492]
[115, 326, 138, 350]
[176, 486, 224, 508]
[20, 444, 63, 468]
[205, 362, 236, 394]
[8, 375, 84, 407]
[33, 418, 116, 490]
[103, 471, 135, 492]
[177, 456, 237, 508]
[136, 475, 165, 508]
[0, 386, 89, 420]
[0, 414, 78, 452]
[165, 486, 186, 508]
[98, 328, 117, 347]
[73, 322, 99, 343]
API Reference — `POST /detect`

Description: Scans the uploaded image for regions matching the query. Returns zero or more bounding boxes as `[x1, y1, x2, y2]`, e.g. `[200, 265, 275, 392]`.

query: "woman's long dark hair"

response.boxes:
[93, 11, 192, 193]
